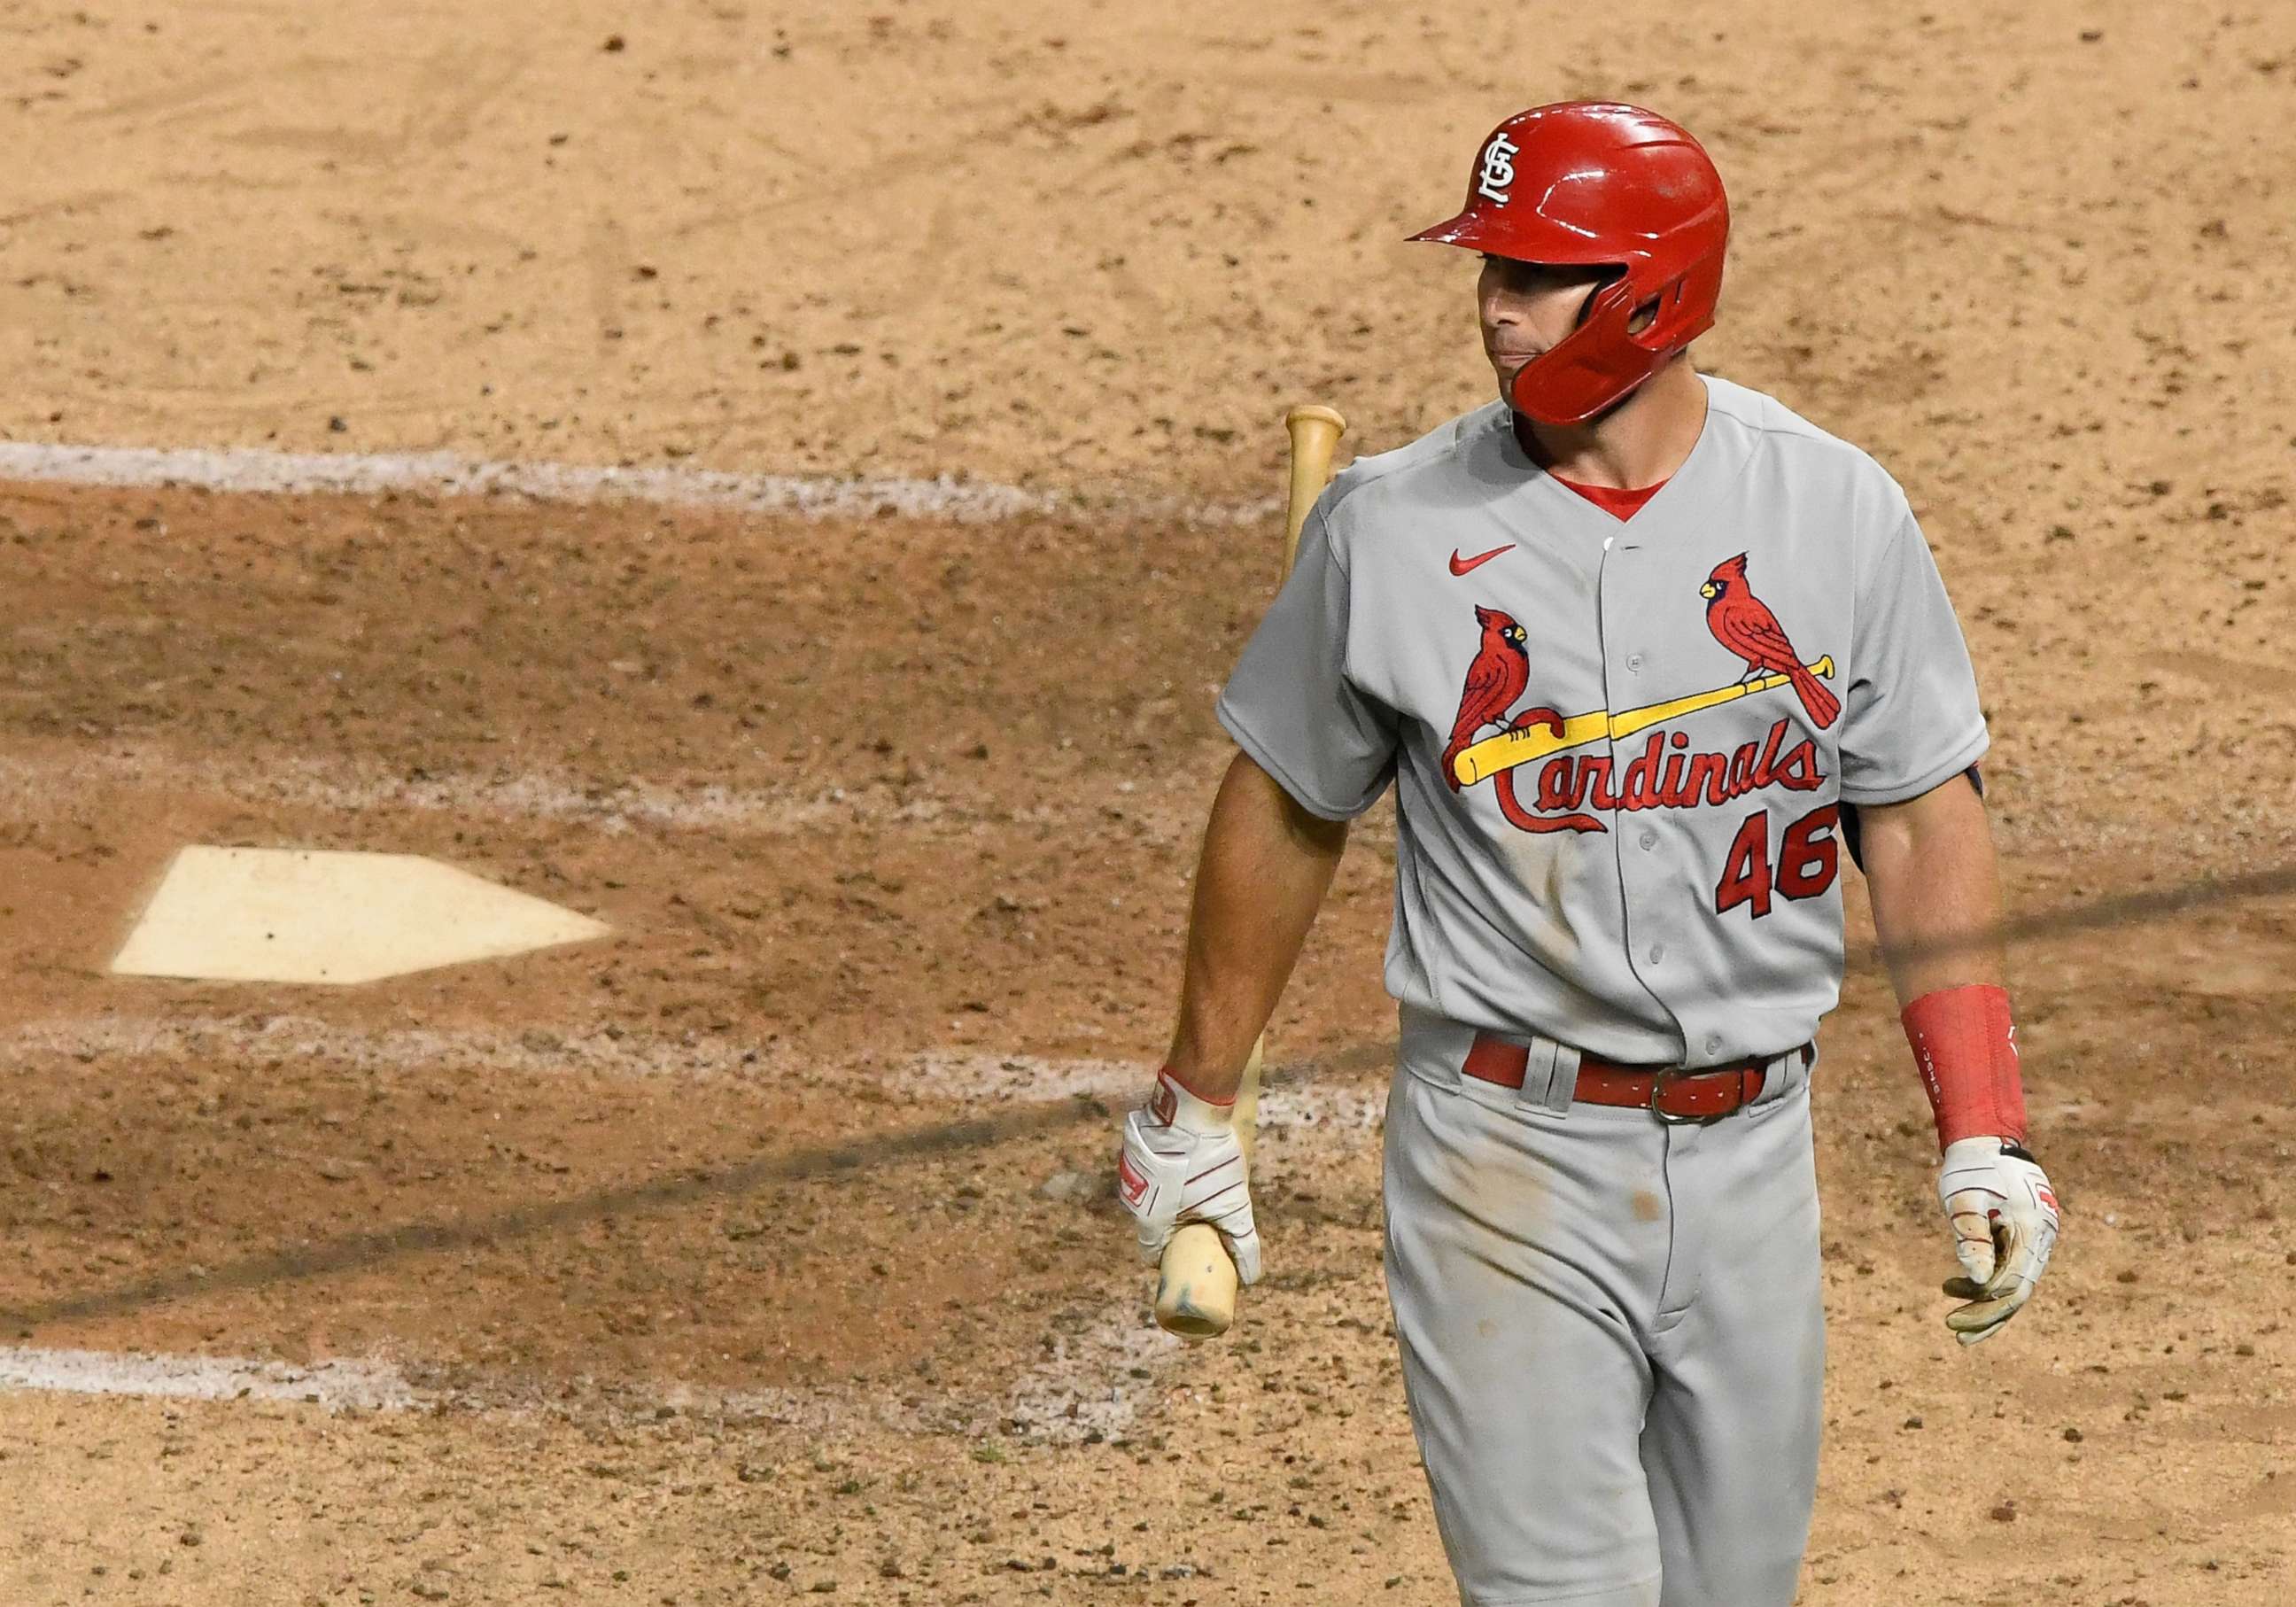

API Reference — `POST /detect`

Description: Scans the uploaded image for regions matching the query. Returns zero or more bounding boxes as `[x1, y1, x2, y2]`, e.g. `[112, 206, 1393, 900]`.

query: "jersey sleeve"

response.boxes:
[1837, 511, 1990, 806]
[1214, 501, 1401, 821]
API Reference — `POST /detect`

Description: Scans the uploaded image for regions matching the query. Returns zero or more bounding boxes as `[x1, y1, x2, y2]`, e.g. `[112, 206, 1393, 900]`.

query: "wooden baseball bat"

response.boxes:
[1153, 403, 1346, 1340]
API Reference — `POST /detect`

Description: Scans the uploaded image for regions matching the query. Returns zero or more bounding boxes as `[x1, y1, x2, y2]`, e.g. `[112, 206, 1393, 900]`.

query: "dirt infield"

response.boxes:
[4, 0, 2293, 1603]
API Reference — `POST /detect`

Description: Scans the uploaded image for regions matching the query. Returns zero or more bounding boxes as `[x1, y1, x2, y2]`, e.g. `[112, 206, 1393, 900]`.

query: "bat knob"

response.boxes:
[1153, 1223, 1238, 1339]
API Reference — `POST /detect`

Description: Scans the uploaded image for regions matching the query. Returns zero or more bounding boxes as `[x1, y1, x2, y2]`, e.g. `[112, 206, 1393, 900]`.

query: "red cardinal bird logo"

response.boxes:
[1441, 606, 1563, 790]
[1700, 554, 1841, 729]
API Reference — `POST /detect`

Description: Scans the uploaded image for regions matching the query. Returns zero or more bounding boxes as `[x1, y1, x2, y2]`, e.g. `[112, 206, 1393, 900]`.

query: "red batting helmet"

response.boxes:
[1411, 102, 1729, 427]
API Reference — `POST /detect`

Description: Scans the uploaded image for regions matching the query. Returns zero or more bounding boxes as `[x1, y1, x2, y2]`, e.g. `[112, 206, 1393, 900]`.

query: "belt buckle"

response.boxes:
[1648, 1066, 1728, 1126]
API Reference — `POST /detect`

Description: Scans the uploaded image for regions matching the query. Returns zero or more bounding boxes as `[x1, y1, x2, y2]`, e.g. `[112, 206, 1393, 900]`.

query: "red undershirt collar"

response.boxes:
[1509, 412, 1671, 521]
[1549, 475, 1669, 521]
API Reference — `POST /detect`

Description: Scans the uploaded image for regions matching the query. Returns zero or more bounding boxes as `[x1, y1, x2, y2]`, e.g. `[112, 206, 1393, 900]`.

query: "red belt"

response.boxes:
[1463, 1033, 1809, 1123]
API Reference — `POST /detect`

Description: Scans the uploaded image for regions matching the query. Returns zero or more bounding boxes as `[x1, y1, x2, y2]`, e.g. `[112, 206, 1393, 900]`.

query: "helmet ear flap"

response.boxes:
[1572, 265, 1630, 330]
[1626, 269, 1713, 349]
[1509, 273, 1675, 425]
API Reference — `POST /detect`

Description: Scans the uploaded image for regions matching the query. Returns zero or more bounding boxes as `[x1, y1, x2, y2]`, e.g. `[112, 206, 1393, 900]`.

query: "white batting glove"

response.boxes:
[1117, 1070, 1262, 1286]
[1937, 1137, 2060, 1347]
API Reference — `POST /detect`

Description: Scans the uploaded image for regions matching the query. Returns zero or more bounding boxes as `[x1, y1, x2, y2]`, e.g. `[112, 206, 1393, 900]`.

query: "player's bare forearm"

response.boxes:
[1163, 751, 1348, 1100]
[1858, 775, 2005, 1007]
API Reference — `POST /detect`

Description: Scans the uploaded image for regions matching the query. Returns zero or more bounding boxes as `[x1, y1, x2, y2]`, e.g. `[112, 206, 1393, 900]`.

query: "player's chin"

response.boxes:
[1487, 353, 1536, 399]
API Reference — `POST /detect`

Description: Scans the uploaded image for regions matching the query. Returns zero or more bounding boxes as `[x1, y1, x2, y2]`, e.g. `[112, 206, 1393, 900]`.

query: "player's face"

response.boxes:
[1477, 257, 1610, 396]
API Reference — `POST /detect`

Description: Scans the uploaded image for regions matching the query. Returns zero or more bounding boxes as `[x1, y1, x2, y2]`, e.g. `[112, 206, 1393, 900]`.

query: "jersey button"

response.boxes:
[1648, 942, 1666, 964]
[1639, 829, 1658, 851]
[1705, 1034, 1724, 1058]
[1625, 653, 1646, 674]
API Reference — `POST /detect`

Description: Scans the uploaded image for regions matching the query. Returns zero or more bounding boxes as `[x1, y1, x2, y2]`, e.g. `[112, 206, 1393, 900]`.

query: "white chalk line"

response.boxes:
[0, 744, 944, 835]
[0, 1316, 1179, 1442]
[0, 1346, 419, 1412]
[0, 1021, 1384, 1431]
[0, 1313, 1181, 1440]
[2, 1013, 1388, 1139]
[0, 439, 1280, 527]
[0, 743, 1198, 841]
[3, 1012, 783, 1079]
[905, 1049, 1388, 1150]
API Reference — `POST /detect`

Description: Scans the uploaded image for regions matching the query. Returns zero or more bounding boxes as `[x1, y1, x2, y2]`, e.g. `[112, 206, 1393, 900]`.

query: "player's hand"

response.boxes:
[1936, 1137, 2059, 1346]
[1117, 1069, 1262, 1285]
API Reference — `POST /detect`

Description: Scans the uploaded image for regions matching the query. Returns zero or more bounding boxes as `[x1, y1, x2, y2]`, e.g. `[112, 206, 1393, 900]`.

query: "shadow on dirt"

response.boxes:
[6, 867, 2287, 1334]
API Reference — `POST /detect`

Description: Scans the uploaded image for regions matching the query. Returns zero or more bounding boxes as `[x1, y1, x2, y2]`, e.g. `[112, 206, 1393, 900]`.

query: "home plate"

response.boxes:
[111, 847, 610, 984]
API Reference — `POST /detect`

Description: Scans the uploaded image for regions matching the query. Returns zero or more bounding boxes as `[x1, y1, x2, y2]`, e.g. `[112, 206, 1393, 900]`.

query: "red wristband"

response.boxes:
[1901, 984, 2028, 1149]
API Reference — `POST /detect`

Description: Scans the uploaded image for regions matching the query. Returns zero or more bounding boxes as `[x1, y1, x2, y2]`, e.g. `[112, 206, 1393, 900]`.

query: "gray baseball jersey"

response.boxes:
[1217, 375, 1987, 1067]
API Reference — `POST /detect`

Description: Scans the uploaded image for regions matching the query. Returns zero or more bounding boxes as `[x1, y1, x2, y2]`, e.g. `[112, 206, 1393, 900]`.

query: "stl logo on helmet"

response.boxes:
[1475, 132, 1520, 206]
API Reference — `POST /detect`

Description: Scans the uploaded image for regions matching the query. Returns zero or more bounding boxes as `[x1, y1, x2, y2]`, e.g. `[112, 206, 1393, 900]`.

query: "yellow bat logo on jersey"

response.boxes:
[1450, 656, 1836, 788]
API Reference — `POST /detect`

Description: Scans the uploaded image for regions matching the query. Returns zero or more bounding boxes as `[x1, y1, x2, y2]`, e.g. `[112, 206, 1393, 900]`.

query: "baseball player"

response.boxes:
[1119, 102, 2060, 1606]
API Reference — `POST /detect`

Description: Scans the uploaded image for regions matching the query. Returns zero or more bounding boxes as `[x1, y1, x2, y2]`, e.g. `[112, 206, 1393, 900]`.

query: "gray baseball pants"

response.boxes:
[1382, 1007, 1826, 1606]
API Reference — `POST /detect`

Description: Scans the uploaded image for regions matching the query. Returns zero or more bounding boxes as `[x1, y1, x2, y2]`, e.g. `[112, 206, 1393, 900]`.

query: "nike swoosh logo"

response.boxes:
[1449, 543, 1515, 577]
